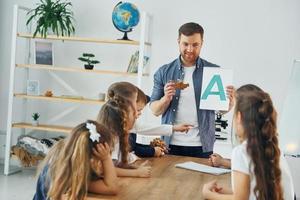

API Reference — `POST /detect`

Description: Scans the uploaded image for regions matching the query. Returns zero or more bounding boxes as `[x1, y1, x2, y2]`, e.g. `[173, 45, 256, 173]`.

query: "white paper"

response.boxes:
[175, 161, 231, 175]
[200, 68, 233, 111]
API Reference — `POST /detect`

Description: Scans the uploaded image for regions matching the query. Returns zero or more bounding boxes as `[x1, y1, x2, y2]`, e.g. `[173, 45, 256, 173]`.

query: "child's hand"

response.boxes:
[202, 180, 222, 198]
[173, 124, 194, 132]
[93, 142, 111, 161]
[154, 147, 165, 157]
[90, 158, 103, 176]
[136, 160, 152, 177]
[209, 153, 223, 167]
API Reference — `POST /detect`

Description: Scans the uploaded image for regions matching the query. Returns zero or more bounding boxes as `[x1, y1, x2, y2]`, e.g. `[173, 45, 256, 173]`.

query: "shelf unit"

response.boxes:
[4, 4, 152, 175]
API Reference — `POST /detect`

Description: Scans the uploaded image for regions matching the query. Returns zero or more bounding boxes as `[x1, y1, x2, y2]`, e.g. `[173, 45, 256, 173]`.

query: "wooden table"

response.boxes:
[87, 155, 231, 200]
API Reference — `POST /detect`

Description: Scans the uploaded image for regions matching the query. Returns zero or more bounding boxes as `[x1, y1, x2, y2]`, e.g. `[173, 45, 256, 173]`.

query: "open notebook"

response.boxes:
[175, 161, 231, 175]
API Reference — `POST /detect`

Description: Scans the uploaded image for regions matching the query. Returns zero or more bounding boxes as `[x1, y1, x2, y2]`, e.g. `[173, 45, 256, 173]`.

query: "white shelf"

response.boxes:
[16, 64, 149, 76]
[17, 32, 152, 46]
[14, 93, 105, 104]
[12, 122, 72, 133]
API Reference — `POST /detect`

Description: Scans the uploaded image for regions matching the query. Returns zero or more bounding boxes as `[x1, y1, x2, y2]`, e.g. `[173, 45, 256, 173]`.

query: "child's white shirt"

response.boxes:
[130, 118, 173, 136]
[112, 119, 172, 162]
[231, 141, 294, 200]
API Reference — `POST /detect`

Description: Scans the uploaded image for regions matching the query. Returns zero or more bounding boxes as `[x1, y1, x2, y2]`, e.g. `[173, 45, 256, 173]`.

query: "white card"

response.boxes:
[176, 161, 231, 175]
[200, 68, 233, 111]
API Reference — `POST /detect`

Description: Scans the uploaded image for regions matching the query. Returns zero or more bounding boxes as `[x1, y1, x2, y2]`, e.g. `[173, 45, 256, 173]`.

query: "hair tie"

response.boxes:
[265, 117, 270, 122]
[86, 123, 100, 142]
[262, 98, 268, 103]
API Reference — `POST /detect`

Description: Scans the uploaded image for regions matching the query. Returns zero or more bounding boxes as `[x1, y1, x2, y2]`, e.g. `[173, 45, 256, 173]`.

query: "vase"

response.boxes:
[32, 120, 39, 126]
[84, 64, 94, 70]
[98, 92, 106, 101]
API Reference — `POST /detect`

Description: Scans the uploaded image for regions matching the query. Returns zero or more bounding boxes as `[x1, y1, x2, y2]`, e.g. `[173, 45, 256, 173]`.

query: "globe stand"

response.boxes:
[118, 31, 131, 41]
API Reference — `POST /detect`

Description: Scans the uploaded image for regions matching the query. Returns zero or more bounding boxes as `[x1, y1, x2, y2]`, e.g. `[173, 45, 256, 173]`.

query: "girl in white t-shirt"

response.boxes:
[202, 84, 294, 200]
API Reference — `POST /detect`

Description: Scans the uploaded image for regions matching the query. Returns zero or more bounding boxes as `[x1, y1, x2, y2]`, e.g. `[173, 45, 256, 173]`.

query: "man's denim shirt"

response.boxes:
[150, 56, 219, 152]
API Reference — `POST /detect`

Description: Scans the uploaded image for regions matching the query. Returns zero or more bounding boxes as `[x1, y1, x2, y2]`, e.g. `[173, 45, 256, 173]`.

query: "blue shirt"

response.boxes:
[129, 133, 155, 157]
[150, 56, 219, 152]
[33, 165, 49, 200]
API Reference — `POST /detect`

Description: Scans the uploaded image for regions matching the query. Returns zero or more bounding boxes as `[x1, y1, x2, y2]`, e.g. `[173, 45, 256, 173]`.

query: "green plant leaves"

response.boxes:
[32, 113, 40, 120]
[78, 53, 100, 65]
[26, 0, 75, 38]
[82, 53, 95, 57]
[90, 60, 100, 64]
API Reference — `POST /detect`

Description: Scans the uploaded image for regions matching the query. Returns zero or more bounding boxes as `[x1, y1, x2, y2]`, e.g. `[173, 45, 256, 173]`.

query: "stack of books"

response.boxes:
[127, 51, 149, 73]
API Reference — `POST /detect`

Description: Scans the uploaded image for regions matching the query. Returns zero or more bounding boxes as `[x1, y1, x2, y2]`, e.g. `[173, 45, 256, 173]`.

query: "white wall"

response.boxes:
[1, 0, 300, 130]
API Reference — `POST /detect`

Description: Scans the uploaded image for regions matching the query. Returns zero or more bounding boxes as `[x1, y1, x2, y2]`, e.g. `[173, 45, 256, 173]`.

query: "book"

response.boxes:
[127, 51, 149, 73]
[175, 161, 231, 175]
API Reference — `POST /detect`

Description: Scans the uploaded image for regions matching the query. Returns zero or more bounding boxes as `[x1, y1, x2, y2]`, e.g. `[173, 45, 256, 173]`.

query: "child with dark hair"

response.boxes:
[129, 95, 160, 157]
[129, 88, 192, 157]
[98, 82, 152, 178]
[202, 84, 294, 200]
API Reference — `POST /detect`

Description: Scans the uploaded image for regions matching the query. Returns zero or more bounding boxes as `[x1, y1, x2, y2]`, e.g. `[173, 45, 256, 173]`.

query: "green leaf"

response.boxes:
[78, 57, 89, 62]
[90, 60, 100, 64]
[27, 0, 75, 38]
[82, 53, 95, 57]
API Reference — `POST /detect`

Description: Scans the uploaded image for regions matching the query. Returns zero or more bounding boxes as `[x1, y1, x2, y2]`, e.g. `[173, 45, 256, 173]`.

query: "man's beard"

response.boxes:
[181, 52, 197, 64]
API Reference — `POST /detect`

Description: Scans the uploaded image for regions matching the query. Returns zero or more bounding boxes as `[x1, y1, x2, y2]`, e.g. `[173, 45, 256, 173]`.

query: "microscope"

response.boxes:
[215, 112, 229, 141]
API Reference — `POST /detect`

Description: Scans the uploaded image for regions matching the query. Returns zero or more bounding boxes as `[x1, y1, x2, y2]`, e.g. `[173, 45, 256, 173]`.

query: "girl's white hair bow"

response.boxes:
[86, 123, 100, 142]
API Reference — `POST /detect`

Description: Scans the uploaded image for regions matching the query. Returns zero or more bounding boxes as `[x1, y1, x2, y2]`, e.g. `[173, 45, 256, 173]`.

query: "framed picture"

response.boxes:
[27, 80, 40, 96]
[34, 41, 54, 65]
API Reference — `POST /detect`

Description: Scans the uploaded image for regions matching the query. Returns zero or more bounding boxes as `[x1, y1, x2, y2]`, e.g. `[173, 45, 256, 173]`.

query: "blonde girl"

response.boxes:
[33, 120, 118, 200]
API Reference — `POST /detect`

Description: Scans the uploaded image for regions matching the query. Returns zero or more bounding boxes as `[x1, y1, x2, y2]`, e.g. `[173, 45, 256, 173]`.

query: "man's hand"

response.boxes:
[93, 142, 111, 161]
[226, 85, 235, 112]
[149, 81, 176, 116]
[163, 81, 176, 101]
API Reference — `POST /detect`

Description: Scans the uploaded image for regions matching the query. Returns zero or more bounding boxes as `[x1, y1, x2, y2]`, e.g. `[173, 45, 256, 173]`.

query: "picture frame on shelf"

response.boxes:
[34, 41, 54, 65]
[27, 80, 40, 96]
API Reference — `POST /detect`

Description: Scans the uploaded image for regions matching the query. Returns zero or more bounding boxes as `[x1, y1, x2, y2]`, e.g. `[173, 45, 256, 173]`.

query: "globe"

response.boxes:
[112, 2, 140, 40]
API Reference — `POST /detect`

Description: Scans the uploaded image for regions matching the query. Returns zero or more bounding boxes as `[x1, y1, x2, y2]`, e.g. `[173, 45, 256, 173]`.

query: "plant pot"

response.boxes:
[84, 64, 94, 70]
[98, 92, 106, 101]
[32, 120, 39, 126]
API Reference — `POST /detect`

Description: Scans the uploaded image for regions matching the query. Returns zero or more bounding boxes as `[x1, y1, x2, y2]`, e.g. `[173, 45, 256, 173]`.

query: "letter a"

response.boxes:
[201, 75, 226, 101]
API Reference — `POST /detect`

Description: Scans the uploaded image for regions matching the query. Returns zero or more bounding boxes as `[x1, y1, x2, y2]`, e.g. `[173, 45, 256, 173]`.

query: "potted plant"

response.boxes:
[32, 113, 40, 126]
[26, 0, 75, 38]
[78, 53, 100, 70]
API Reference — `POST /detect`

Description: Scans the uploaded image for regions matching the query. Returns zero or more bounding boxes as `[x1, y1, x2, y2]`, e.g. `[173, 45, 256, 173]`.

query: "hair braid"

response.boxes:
[236, 85, 283, 200]
[98, 99, 132, 167]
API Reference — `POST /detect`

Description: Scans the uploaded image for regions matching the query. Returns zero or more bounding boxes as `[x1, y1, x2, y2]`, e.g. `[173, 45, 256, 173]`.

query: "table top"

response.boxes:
[87, 155, 231, 200]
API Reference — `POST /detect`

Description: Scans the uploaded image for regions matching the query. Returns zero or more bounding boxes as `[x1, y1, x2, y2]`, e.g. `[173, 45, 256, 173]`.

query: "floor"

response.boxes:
[0, 165, 36, 200]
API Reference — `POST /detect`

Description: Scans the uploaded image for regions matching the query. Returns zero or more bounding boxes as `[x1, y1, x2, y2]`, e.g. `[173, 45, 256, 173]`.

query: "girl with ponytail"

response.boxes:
[97, 81, 152, 177]
[33, 120, 118, 200]
[203, 84, 294, 200]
